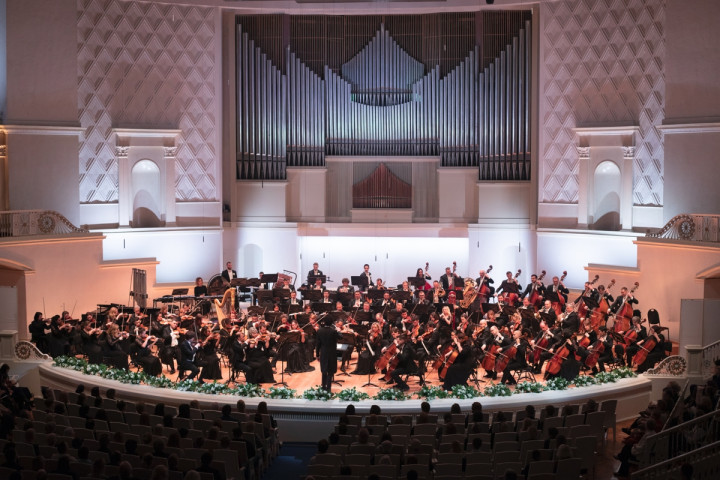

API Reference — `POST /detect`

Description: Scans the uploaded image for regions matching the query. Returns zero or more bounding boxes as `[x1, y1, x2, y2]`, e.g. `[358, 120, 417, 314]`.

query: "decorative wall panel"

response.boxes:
[540, 0, 665, 206]
[77, 0, 217, 203]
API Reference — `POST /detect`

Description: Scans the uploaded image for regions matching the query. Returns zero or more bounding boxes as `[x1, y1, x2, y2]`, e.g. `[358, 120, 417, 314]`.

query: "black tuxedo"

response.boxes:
[390, 342, 417, 390]
[610, 295, 638, 314]
[315, 325, 341, 391]
[178, 339, 200, 380]
[558, 311, 580, 335]
[358, 272, 371, 291]
[522, 282, 546, 300]
[221, 269, 237, 283]
[440, 273, 459, 291]
[545, 284, 569, 303]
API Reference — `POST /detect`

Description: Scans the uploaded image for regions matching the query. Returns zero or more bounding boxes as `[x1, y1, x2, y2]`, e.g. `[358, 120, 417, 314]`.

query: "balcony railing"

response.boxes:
[0, 210, 88, 237]
[645, 214, 720, 243]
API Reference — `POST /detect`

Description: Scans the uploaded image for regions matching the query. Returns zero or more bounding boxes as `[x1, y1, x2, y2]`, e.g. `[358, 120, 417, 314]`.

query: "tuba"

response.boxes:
[459, 279, 477, 308]
[214, 287, 235, 324]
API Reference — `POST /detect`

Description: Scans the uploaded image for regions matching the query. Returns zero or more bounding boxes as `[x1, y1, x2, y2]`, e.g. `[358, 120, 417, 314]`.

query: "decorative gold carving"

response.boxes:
[15, 341, 52, 361]
[645, 356, 687, 376]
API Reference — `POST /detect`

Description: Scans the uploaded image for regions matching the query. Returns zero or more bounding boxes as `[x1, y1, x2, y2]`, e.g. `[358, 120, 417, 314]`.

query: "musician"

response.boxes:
[575, 281, 598, 305]
[132, 328, 163, 376]
[596, 284, 614, 304]
[221, 261, 237, 283]
[500, 329, 529, 386]
[320, 290, 333, 304]
[376, 291, 395, 310]
[456, 313, 473, 337]
[635, 326, 671, 373]
[311, 278, 324, 291]
[544, 333, 581, 382]
[497, 271, 522, 305]
[47, 315, 73, 358]
[441, 333, 475, 391]
[337, 278, 354, 294]
[358, 264, 372, 291]
[437, 306, 453, 346]
[537, 300, 558, 327]
[194, 277, 208, 297]
[335, 319, 357, 372]
[475, 269, 495, 300]
[413, 291, 431, 311]
[615, 316, 647, 367]
[522, 274, 545, 302]
[307, 262, 323, 284]
[102, 324, 129, 370]
[128, 305, 147, 332]
[245, 334, 275, 383]
[198, 326, 223, 381]
[431, 281, 446, 305]
[29, 312, 51, 354]
[415, 267, 432, 290]
[287, 290, 301, 306]
[389, 334, 417, 392]
[545, 276, 569, 305]
[440, 267, 459, 292]
[372, 278, 386, 290]
[530, 320, 561, 374]
[316, 317, 341, 392]
[610, 287, 639, 315]
[159, 317, 179, 374]
[350, 291, 364, 309]
[589, 326, 614, 375]
[481, 325, 511, 380]
[80, 318, 104, 364]
[558, 302, 580, 337]
[178, 331, 201, 381]
[353, 322, 383, 375]
[283, 319, 314, 373]
[230, 332, 252, 382]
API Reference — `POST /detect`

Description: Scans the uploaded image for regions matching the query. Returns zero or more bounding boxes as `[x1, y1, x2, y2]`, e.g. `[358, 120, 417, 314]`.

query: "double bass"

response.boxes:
[614, 282, 640, 333]
[589, 278, 615, 332]
[552, 271, 568, 315]
[505, 269, 522, 305]
[529, 270, 547, 310]
[576, 275, 600, 319]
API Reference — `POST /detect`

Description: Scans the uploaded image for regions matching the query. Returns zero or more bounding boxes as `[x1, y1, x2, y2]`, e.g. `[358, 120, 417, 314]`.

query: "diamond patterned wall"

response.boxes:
[540, 0, 665, 206]
[77, 0, 217, 203]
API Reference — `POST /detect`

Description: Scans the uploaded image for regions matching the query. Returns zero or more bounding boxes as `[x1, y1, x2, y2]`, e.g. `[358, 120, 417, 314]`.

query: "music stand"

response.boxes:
[354, 311, 372, 325]
[350, 276, 363, 289]
[256, 290, 274, 306]
[393, 290, 413, 304]
[407, 276, 425, 289]
[286, 304, 303, 315]
[538, 311, 556, 328]
[303, 289, 323, 302]
[581, 296, 600, 311]
[336, 291, 353, 307]
[171, 288, 189, 296]
[308, 274, 327, 286]
[519, 308, 540, 333]
[359, 330, 380, 389]
[312, 302, 336, 314]
[274, 331, 300, 387]
[366, 289, 386, 301]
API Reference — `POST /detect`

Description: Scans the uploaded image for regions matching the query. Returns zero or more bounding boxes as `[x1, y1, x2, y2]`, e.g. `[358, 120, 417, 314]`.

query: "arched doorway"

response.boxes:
[591, 160, 622, 231]
[131, 160, 162, 228]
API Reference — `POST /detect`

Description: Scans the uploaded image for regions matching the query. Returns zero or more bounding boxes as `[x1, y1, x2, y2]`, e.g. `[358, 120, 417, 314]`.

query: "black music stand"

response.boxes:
[360, 333, 380, 389]
[307, 274, 327, 286]
[274, 331, 299, 387]
[387, 310, 402, 326]
[393, 290, 413, 305]
[354, 311, 372, 325]
[313, 302, 336, 314]
[407, 277, 425, 290]
[286, 304, 302, 315]
[350, 276, 363, 289]
[256, 290, 275, 307]
[272, 288, 292, 304]
[581, 296, 600, 311]
[538, 311, 556, 329]
[366, 289, 386, 301]
[519, 308, 540, 333]
[303, 289, 323, 303]
[336, 291, 353, 307]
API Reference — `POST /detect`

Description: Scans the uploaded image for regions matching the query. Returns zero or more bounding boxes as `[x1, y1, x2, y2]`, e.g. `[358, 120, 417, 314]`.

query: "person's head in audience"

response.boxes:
[75, 384, 85, 394]
[236, 399, 246, 413]
[345, 404, 356, 415]
[317, 439, 329, 453]
[112, 431, 124, 443]
[221, 404, 233, 418]
[543, 404, 556, 417]
[443, 412, 452, 424]
[162, 414, 173, 427]
[450, 403, 461, 414]
[153, 439, 166, 455]
[118, 461, 134, 480]
[377, 455, 391, 465]
[584, 399, 598, 413]
[90, 386, 101, 398]
[257, 401, 269, 415]
[451, 440, 462, 453]
[528, 449, 541, 464]
[408, 438, 421, 453]
[421, 401, 431, 414]
[54, 403, 66, 415]
[142, 431, 154, 445]
[328, 432, 339, 445]
[116, 399, 126, 412]
[189, 400, 200, 409]
[556, 444, 572, 460]
[555, 434, 567, 446]
[357, 428, 369, 444]
[152, 423, 164, 436]
[141, 453, 154, 468]
[125, 438, 138, 455]
[380, 431, 392, 443]
[105, 388, 116, 399]
[547, 427, 559, 439]
[369, 404, 381, 415]
[136, 402, 146, 414]
[167, 453, 179, 471]
[178, 427, 189, 438]
[151, 464, 169, 480]
[177, 403, 190, 418]
[208, 426, 220, 440]
[377, 440, 392, 454]
[109, 450, 123, 466]
[154, 403, 165, 417]
[472, 437, 483, 451]
[200, 451, 214, 468]
[524, 404, 536, 419]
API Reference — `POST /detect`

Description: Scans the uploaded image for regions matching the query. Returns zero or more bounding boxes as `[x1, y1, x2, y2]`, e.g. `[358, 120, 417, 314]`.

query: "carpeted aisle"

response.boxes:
[262, 442, 317, 480]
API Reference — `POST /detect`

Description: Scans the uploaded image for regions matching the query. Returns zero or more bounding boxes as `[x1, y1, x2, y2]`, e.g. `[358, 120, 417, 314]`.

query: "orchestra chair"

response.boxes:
[513, 364, 536, 383]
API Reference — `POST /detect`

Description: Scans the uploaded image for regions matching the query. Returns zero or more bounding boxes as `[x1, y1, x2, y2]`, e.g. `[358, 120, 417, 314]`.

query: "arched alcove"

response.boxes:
[592, 160, 622, 231]
[131, 159, 162, 228]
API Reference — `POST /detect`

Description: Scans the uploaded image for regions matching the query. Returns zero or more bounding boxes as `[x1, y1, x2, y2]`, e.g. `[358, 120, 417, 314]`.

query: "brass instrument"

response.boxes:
[432, 286, 446, 303]
[459, 278, 477, 308]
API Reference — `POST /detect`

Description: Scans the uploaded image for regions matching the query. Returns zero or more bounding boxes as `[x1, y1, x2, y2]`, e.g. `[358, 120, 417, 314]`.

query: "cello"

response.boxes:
[375, 341, 397, 371]
[494, 345, 517, 374]
[545, 340, 572, 376]
[438, 333, 462, 380]
[529, 270, 547, 310]
[614, 282, 640, 333]
[584, 338, 606, 369]
[632, 329, 659, 367]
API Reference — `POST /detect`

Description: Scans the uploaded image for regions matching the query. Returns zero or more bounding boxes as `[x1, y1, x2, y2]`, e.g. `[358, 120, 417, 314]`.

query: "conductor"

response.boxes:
[315, 316, 341, 392]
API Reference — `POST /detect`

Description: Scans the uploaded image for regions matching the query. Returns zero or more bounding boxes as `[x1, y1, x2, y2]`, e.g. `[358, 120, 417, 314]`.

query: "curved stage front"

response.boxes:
[38, 363, 652, 442]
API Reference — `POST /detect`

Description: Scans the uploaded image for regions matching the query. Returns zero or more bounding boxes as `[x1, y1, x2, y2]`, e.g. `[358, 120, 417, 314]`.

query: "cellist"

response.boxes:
[480, 325, 511, 380]
[634, 326, 671, 373]
[545, 276, 569, 314]
[586, 326, 614, 375]
[614, 315, 646, 367]
[558, 302, 580, 337]
[529, 319, 562, 374]
[610, 286, 639, 328]
[442, 332, 474, 390]
[500, 329, 530, 385]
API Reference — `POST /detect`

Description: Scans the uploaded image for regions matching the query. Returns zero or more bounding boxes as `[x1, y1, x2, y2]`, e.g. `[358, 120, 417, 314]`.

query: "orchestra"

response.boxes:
[28, 262, 670, 392]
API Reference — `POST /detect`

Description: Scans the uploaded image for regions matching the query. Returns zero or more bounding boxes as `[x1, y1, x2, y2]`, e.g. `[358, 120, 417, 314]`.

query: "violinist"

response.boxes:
[132, 328, 162, 376]
[80, 317, 104, 364]
[246, 333, 275, 383]
[472, 319, 490, 345]
[256, 324, 278, 369]
[178, 331, 200, 380]
[311, 277, 324, 291]
[159, 316, 179, 374]
[106, 306, 120, 328]
[276, 314, 292, 334]
[29, 312, 51, 354]
[128, 305, 147, 331]
[500, 329, 529, 385]
[456, 313, 473, 337]
[198, 326, 222, 382]
[48, 315, 73, 358]
[283, 319, 315, 373]
[442, 332, 474, 390]
[388, 334, 417, 392]
[372, 278, 386, 290]
[352, 321, 383, 375]
[335, 319, 358, 372]
[102, 324, 129, 370]
[230, 331, 252, 382]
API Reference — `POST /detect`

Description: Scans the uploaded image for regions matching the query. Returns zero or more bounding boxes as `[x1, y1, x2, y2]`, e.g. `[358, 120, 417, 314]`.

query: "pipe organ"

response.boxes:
[236, 12, 531, 184]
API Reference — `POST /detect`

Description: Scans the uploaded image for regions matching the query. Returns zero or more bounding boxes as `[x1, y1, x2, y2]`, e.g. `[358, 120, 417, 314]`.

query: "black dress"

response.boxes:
[199, 336, 223, 381]
[352, 334, 382, 375]
[246, 343, 275, 384]
[442, 345, 474, 390]
[102, 333, 129, 370]
[80, 329, 104, 364]
[133, 339, 162, 376]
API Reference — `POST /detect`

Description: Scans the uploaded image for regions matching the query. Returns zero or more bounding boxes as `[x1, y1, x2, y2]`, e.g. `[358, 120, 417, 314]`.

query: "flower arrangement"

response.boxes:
[302, 386, 335, 401]
[513, 381, 546, 394]
[450, 384, 480, 399]
[336, 387, 370, 402]
[572, 375, 597, 388]
[372, 388, 408, 401]
[266, 386, 297, 399]
[482, 382, 512, 397]
[197, 382, 234, 395]
[233, 383, 265, 398]
[175, 378, 201, 392]
[611, 367, 637, 379]
[415, 385, 450, 400]
[144, 375, 175, 389]
[544, 377, 570, 391]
